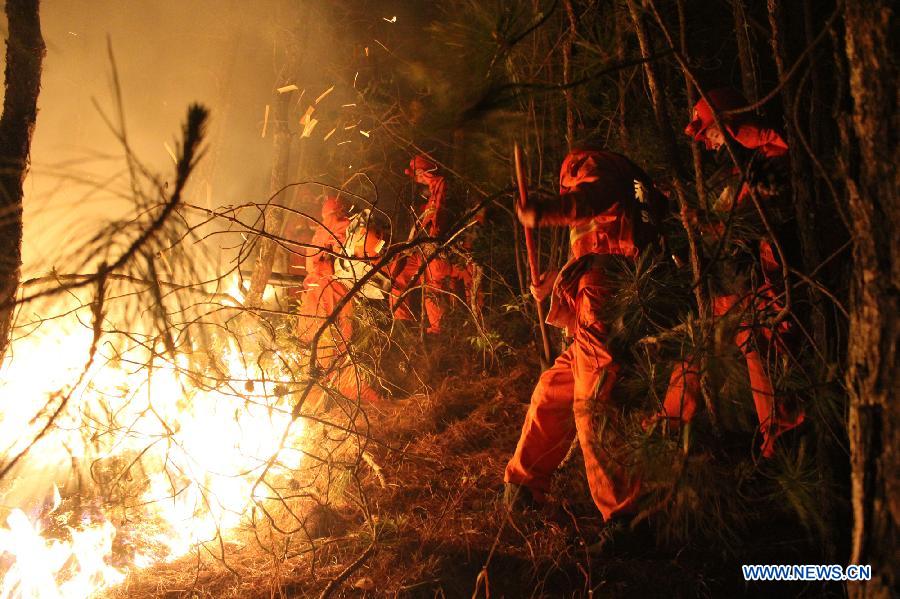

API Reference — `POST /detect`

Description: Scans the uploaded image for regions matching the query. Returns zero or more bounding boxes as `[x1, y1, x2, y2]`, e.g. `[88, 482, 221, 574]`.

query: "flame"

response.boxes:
[222, 277, 277, 305]
[0, 509, 124, 599]
[0, 281, 307, 597]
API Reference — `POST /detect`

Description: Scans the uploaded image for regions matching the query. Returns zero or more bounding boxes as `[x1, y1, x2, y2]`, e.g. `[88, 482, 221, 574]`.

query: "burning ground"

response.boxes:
[0, 297, 840, 598]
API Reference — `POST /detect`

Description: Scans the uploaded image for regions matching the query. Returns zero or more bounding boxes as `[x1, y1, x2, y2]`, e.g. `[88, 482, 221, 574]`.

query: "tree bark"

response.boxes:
[675, 0, 706, 203]
[244, 92, 292, 308]
[767, 0, 827, 348]
[842, 1, 899, 595]
[613, 1, 629, 152]
[628, 0, 715, 425]
[0, 0, 45, 359]
[732, 0, 757, 101]
[562, 0, 577, 148]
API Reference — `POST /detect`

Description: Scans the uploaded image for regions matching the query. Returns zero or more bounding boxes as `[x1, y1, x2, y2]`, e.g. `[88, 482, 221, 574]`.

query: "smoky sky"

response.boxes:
[5, 1, 459, 273]
[17, 1, 326, 270]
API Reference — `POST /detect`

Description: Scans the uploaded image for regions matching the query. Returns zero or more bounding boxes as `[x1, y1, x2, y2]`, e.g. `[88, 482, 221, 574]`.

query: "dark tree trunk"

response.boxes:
[0, 0, 45, 359]
[245, 9, 311, 309]
[562, 0, 577, 149]
[613, 1, 629, 153]
[628, 0, 716, 425]
[767, 0, 827, 350]
[732, 0, 757, 102]
[842, 1, 899, 595]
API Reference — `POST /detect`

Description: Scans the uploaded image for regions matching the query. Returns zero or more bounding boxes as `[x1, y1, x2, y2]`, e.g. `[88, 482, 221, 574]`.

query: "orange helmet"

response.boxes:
[321, 195, 343, 224]
[559, 149, 604, 194]
[684, 87, 748, 141]
[404, 154, 438, 178]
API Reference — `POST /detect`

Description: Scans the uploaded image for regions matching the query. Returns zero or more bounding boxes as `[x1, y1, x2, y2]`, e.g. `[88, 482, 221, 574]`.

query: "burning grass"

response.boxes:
[100, 359, 539, 598]
[1, 321, 843, 598]
[100, 352, 700, 598]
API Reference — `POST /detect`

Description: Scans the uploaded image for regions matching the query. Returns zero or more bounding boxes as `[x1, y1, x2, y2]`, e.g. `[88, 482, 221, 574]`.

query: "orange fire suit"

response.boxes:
[296, 200, 351, 347]
[505, 149, 654, 521]
[296, 198, 380, 405]
[388, 251, 472, 333]
[390, 155, 471, 333]
[657, 89, 803, 456]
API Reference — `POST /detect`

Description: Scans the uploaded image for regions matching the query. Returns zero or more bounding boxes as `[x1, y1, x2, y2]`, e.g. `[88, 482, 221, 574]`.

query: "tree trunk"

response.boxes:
[842, 1, 899, 595]
[0, 0, 45, 359]
[767, 0, 827, 349]
[562, 0, 577, 148]
[628, 0, 715, 425]
[613, 1, 629, 152]
[244, 92, 292, 308]
[675, 0, 706, 204]
[732, 0, 757, 102]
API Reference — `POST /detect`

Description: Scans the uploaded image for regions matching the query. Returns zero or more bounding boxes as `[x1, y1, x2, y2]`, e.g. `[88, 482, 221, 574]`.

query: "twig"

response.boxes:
[1, 105, 208, 310]
[317, 542, 376, 599]
[0, 269, 106, 480]
[721, 1, 844, 116]
[361, 451, 386, 488]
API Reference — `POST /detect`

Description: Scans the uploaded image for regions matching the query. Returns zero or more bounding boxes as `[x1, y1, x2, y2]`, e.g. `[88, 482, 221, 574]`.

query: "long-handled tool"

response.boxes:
[513, 143, 553, 367]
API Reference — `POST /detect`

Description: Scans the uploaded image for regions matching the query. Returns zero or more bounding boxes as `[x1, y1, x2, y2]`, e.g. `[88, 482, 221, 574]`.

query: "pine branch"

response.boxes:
[2, 105, 208, 310]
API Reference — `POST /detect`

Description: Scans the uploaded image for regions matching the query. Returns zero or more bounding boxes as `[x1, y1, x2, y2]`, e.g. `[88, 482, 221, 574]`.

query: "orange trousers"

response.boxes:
[296, 274, 353, 348]
[661, 293, 803, 457]
[389, 254, 469, 333]
[296, 275, 380, 406]
[505, 285, 640, 521]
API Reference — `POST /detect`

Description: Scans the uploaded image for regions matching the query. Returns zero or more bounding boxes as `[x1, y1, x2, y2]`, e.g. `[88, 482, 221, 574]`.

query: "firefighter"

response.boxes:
[657, 88, 803, 458]
[504, 147, 666, 521]
[296, 196, 352, 346]
[389, 155, 470, 333]
[406, 154, 447, 238]
[296, 196, 381, 406]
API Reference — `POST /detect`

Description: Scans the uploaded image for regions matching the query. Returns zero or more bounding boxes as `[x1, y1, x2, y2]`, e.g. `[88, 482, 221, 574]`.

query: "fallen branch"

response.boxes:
[317, 542, 376, 599]
[362, 451, 387, 488]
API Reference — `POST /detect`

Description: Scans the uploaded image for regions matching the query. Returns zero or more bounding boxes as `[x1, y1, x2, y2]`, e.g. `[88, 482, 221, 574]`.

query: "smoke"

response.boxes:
[19, 0, 318, 273]
[7, 1, 491, 278]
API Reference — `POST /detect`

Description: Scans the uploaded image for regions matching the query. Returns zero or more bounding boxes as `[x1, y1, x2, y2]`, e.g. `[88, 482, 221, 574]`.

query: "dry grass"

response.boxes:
[106, 344, 841, 598]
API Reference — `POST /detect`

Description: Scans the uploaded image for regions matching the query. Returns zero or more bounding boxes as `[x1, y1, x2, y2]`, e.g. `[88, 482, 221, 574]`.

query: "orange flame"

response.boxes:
[0, 280, 306, 597]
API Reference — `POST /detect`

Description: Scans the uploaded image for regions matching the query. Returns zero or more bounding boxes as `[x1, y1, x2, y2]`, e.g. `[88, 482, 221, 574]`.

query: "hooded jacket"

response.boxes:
[531, 149, 661, 329]
[685, 88, 788, 160]
[306, 196, 349, 278]
[406, 154, 447, 237]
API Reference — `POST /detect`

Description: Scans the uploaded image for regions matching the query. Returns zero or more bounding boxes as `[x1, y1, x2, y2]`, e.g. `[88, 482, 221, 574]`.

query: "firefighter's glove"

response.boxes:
[530, 270, 557, 302]
[516, 199, 542, 228]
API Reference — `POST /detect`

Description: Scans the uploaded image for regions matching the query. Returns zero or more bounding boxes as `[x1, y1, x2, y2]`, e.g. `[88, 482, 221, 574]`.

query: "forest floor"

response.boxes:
[112, 327, 846, 599]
